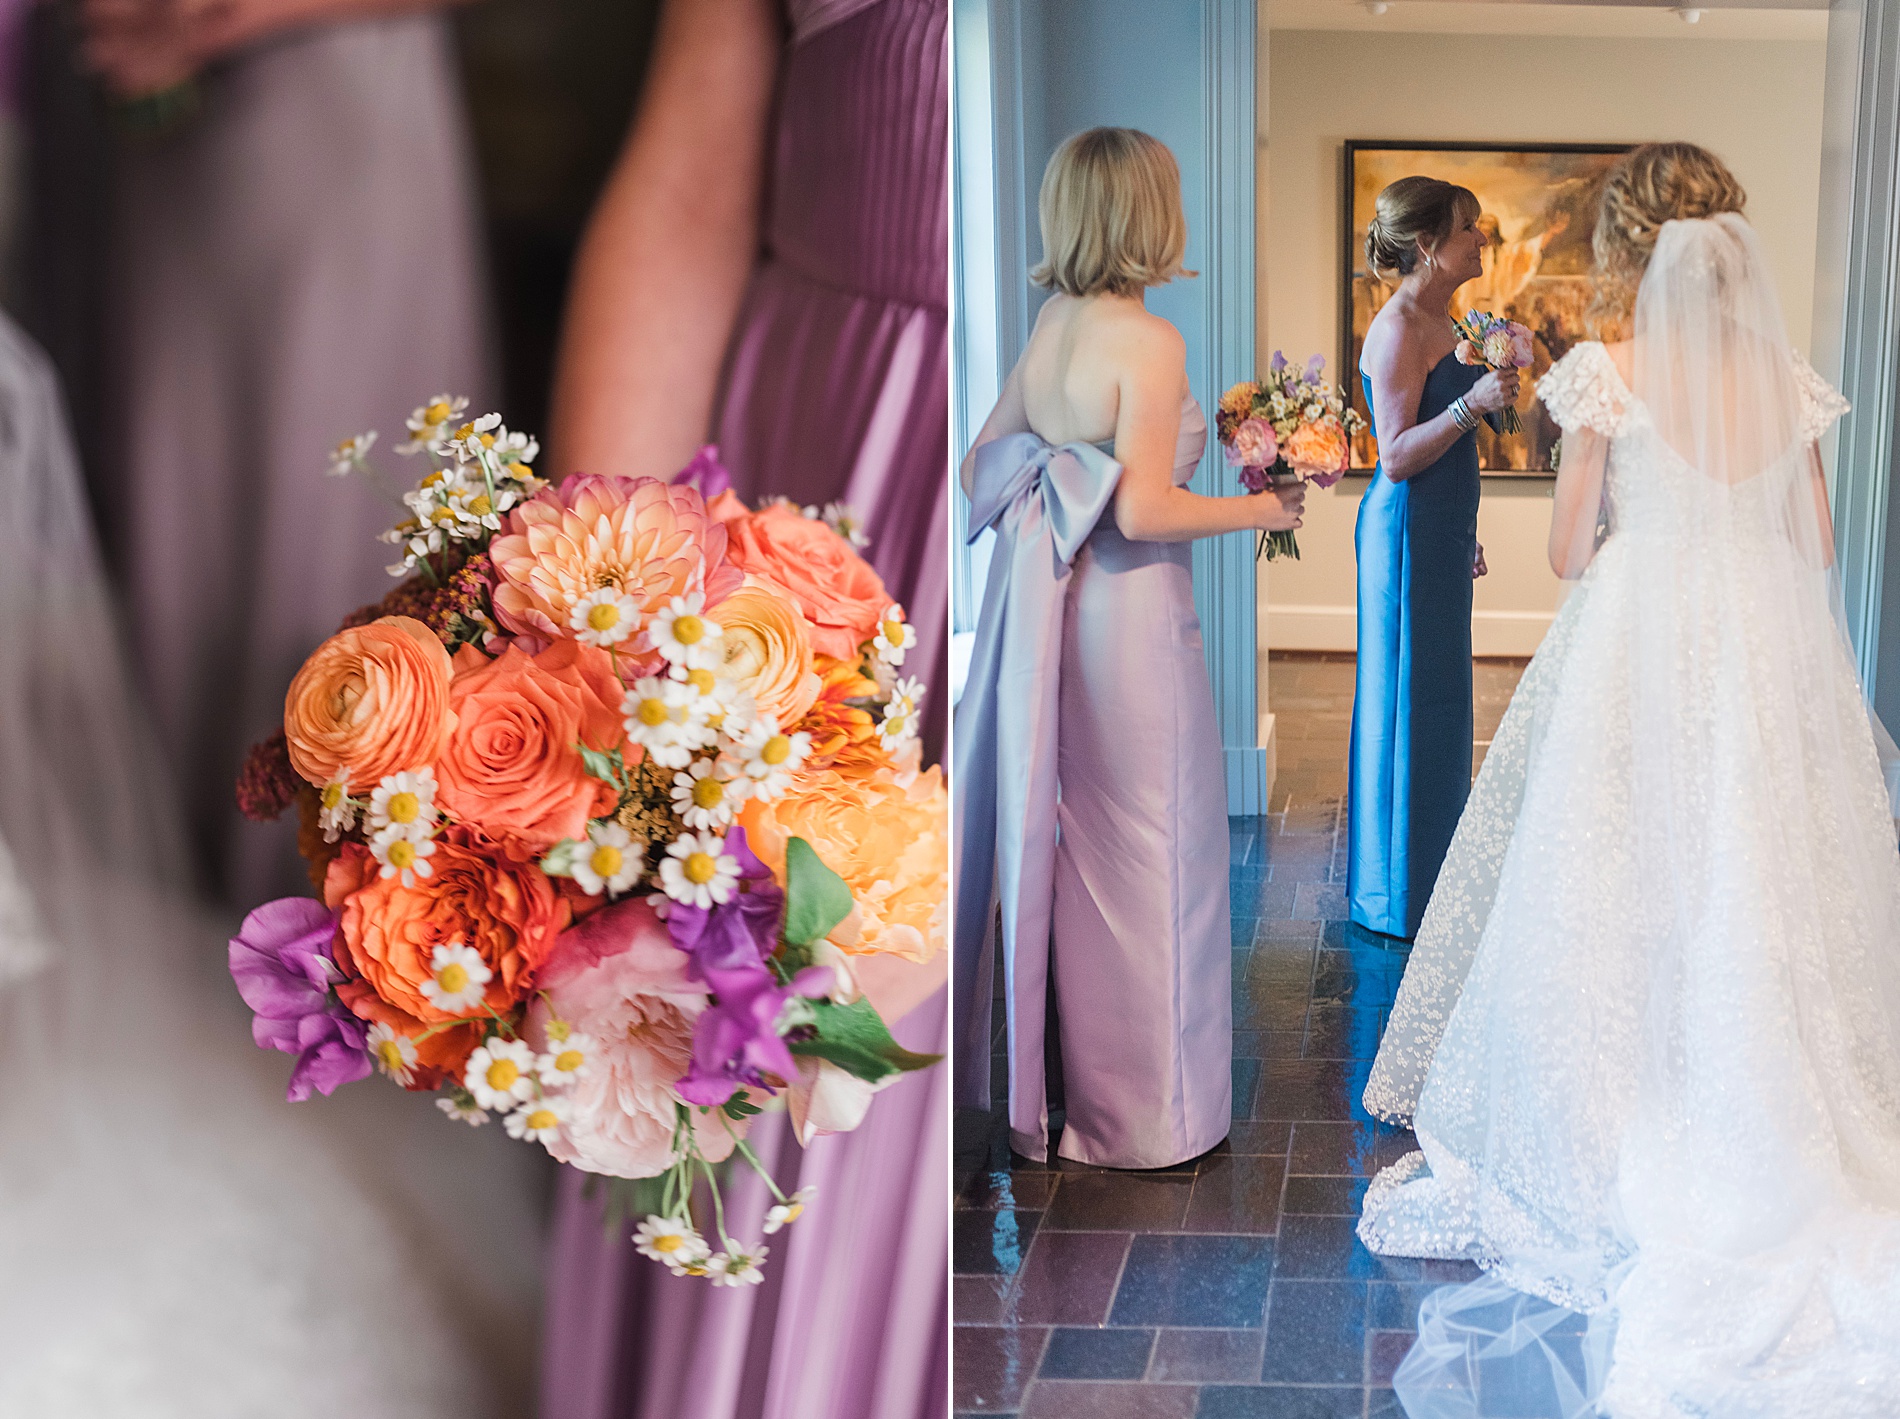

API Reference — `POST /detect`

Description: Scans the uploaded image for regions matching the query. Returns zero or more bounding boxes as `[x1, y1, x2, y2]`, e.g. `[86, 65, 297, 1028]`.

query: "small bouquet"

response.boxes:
[231, 396, 945, 1284]
[1216, 352, 1366, 561]
[1452, 311, 1534, 434]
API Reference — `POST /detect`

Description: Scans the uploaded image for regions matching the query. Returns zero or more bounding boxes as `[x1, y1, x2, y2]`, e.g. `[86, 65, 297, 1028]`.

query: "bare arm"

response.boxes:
[1548, 426, 1610, 579]
[1807, 445, 1837, 570]
[546, 0, 781, 479]
[1364, 322, 1518, 483]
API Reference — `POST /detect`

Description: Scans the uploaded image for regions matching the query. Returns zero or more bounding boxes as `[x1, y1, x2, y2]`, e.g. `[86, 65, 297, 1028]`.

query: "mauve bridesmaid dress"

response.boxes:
[955, 394, 1233, 1170]
[537, 3, 948, 1417]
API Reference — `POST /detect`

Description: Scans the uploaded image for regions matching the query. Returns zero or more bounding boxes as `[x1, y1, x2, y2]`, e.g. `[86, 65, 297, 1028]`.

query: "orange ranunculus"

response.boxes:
[712, 578, 820, 728]
[737, 764, 946, 964]
[796, 656, 889, 779]
[325, 830, 568, 1032]
[724, 503, 889, 661]
[433, 640, 627, 854]
[1283, 415, 1351, 478]
[283, 616, 454, 791]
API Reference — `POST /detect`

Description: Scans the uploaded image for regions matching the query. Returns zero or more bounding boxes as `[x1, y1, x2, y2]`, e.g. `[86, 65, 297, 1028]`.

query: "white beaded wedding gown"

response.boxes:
[1358, 215, 1900, 1417]
[0, 311, 537, 1415]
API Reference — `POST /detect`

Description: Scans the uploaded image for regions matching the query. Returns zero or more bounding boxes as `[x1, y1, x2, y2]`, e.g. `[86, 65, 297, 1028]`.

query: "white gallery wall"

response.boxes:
[1259, 18, 1828, 656]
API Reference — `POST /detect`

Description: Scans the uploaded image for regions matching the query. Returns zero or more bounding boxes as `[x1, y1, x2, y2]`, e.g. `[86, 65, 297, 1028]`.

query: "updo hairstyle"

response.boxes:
[1364, 176, 1481, 283]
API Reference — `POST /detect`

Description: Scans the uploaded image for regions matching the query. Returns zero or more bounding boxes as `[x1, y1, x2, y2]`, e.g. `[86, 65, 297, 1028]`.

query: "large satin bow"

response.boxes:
[953, 432, 1120, 1160]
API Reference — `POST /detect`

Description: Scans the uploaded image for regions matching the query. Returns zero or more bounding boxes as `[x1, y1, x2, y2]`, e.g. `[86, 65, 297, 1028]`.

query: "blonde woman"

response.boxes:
[954, 128, 1304, 1170]
[1357, 143, 1900, 1413]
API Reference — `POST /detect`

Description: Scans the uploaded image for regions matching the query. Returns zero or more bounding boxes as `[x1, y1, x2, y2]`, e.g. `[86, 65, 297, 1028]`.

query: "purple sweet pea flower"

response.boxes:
[1305, 353, 1326, 382]
[228, 897, 372, 1102]
[665, 827, 784, 976]
[670, 443, 732, 499]
[676, 962, 832, 1107]
[1270, 350, 1288, 372]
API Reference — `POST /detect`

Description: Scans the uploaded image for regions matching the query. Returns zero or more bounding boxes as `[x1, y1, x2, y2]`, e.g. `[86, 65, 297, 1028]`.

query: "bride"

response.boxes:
[1358, 141, 1900, 1416]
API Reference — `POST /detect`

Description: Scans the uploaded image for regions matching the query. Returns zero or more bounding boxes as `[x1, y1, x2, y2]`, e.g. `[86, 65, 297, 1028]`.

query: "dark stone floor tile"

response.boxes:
[1273, 1214, 1422, 1281]
[1230, 825, 1259, 867]
[1196, 1386, 1366, 1419]
[1287, 1121, 1386, 1177]
[1008, 1231, 1133, 1326]
[1282, 1175, 1367, 1215]
[1184, 1153, 1285, 1234]
[965, 1168, 1061, 1211]
[1231, 871, 1292, 921]
[1323, 919, 1411, 955]
[1226, 1120, 1293, 1155]
[1232, 1057, 1262, 1118]
[1278, 801, 1341, 836]
[1366, 1281, 1438, 1331]
[1044, 1172, 1195, 1231]
[1109, 1234, 1276, 1327]
[1260, 1279, 1368, 1384]
[1292, 882, 1347, 919]
[1235, 1029, 1305, 1061]
[957, 1274, 1009, 1323]
[1147, 1328, 1264, 1382]
[1366, 1389, 1402, 1417]
[1300, 1010, 1387, 1064]
[1040, 1327, 1157, 1380]
[955, 1325, 1048, 1411]
[956, 1207, 1043, 1276]
[1309, 966, 1403, 1010]
[1023, 1381, 1198, 1419]
[1366, 1329, 1415, 1386]
[1418, 1257, 1484, 1285]
[1253, 1060, 1368, 1122]
[1255, 916, 1323, 945]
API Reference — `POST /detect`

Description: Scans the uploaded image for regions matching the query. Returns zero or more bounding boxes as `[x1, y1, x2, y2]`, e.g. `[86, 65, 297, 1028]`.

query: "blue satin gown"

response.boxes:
[1348, 354, 1484, 939]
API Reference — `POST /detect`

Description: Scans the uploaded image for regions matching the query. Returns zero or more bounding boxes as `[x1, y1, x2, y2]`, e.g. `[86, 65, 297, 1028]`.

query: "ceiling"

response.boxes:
[1266, 0, 1830, 38]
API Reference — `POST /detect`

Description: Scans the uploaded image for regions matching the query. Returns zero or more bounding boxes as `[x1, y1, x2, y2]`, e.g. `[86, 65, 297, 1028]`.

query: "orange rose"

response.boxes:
[712, 578, 820, 727]
[737, 764, 946, 964]
[725, 503, 889, 661]
[1283, 415, 1351, 478]
[326, 830, 568, 1035]
[433, 640, 627, 854]
[283, 616, 454, 790]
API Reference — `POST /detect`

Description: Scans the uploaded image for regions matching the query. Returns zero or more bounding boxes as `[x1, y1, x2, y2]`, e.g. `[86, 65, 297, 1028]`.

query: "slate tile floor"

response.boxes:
[952, 653, 1527, 1418]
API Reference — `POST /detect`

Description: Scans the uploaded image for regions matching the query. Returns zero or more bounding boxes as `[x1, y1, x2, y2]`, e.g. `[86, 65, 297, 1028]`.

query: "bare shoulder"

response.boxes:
[1360, 304, 1418, 382]
[1097, 304, 1186, 377]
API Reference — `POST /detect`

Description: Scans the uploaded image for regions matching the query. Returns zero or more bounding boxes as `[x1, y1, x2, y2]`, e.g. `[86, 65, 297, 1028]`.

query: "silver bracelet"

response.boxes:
[1449, 396, 1479, 433]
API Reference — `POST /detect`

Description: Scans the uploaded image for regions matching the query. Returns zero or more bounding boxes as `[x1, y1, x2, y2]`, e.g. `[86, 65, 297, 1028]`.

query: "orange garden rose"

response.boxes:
[712, 578, 821, 728]
[434, 640, 627, 853]
[1282, 414, 1351, 478]
[326, 829, 567, 1036]
[488, 474, 744, 658]
[283, 616, 454, 790]
[724, 502, 889, 660]
[737, 764, 947, 964]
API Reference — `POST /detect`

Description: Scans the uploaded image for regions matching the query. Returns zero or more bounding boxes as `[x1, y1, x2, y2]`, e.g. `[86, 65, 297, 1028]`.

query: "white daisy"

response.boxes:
[632, 1215, 711, 1273]
[317, 780, 358, 843]
[370, 825, 436, 888]
[504, 1094, 570, 1145]
[736, 716, 812, 799]
[366, 1022, 419, 1086]
[327, 431, 377, 478]
[569, 588, 641, 649]
[672, 664, 757, 742]
[763, 1186, 817, 1235]
[440, 411, 504, 461]
[490, 427, 540, 470]
[871, 605, 916, 666]
[622, 676, 707, 770]
[536, 1029, 598, 1089]
[671, 757, 749, 831]
[659, 831, 741, 910]
[707, 1244, 769, 1287]
[464, 1038, 539, 1111]
[645, 593, 724, 671]
[418, 940, 492, 1015]
[436, 1094, 489, 1126]
[570, 820, 645, 898]
[398, 394, 468, 455]
[879, 677, 926, 750]
[806, 500, 871, 549]
[366, 768, 438, 841]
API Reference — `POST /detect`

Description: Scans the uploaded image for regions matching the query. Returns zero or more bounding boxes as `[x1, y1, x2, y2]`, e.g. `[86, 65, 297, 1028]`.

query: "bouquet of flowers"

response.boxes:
[231, 396, 944, 1285]
[1452, 310, 1534, 434]
[1216, 352, 1365, 561]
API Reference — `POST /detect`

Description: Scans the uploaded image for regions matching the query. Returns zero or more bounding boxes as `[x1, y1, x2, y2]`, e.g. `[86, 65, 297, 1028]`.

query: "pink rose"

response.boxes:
[1225, 417, 1278, 470]
[1507, 322, 1535, 368]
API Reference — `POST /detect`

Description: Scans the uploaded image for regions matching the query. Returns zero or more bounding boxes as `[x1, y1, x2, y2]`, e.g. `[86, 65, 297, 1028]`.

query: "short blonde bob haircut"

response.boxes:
[1030, 127, 1195, 298]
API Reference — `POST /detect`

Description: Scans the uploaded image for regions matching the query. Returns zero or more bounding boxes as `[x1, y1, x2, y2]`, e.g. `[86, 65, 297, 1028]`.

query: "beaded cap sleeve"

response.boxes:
[1535, 342, 1626, 438]
[1791, 348, 1850, 444]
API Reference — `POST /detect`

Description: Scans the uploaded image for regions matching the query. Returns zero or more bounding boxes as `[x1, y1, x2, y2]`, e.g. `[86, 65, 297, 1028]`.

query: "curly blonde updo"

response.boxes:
[1030, 127, 1195, 298]
[1591, 142, 1747, 333]
[1365, 176, 1481, 283]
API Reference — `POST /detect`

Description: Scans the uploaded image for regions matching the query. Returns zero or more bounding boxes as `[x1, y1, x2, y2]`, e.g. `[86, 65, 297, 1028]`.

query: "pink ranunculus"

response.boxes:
[525, 897, 745, 1178]
[1507, 322, 1535, 368]
[1226, 417, 1278, 470]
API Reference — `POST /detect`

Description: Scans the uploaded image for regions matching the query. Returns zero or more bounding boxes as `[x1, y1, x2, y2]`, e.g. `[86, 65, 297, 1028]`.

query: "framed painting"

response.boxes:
[1341, 140, 1633, 475]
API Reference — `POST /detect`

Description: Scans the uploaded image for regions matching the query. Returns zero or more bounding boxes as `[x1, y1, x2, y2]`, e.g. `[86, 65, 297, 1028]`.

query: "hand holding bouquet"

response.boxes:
[232, 398, 944, 1283]
[1452, 311, 1534, 434]
[1216, 352, 1366, 561]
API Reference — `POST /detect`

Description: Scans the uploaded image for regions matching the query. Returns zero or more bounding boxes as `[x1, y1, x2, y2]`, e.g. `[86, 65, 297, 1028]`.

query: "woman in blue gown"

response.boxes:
[1349, 177, 1520, 939]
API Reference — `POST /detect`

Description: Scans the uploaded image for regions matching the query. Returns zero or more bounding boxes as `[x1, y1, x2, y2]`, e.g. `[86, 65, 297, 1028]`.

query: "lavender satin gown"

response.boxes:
[956, 395, 1232, 1169]
[538, 4, 948, 1416]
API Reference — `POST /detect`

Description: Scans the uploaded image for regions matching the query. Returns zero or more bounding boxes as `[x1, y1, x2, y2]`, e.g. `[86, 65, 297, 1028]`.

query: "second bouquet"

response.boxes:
[1216, 352, 1366, 561]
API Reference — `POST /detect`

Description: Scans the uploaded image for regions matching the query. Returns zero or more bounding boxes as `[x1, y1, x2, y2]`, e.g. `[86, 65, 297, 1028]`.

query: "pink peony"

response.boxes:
[1225, 417, 1278, 470]
[488, 474, 745, 663]
[1507, 321, 1535, 368]
[1282, 415, 1351, 480]
[525, 897, 746, 1177]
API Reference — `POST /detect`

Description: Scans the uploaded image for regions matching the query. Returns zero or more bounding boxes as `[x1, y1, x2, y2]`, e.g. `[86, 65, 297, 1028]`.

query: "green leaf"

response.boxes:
[576, 743, 628, 794]
[722, 1095, 763, 1120]
[782, 836, 854, 946]
[788, 997, 944, 1084]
